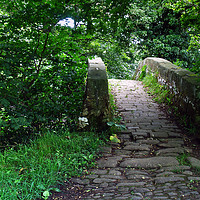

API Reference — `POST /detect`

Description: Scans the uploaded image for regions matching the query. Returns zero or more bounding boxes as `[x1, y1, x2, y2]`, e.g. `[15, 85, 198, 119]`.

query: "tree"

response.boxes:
[88, 0, 199, 78]
[0, 0, 142, 136]
[87, 1, 154, 79]
[0, 0, 91, 136]
[167, 0, 200, 73]
[149, 0, 200, 73]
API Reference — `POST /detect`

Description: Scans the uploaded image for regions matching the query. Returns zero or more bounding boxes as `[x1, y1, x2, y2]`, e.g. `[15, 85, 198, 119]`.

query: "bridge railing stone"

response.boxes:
[80, 57, 111, 131]
[134, 57, 200, 129]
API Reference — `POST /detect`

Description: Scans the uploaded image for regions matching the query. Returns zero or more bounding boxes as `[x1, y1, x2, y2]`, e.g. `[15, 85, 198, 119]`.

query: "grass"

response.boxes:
[142, 74, 170, 104]
[0, 131, 106, 200]
[176, 153, 190, 166]
[107, 82, 126, 134]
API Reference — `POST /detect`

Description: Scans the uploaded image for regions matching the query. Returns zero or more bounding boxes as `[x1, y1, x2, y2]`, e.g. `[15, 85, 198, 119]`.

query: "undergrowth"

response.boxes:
[108, 82, 126, 133]
[108, 83, 118, 116]
[177, 153, 190, 166]
[142, 74, 171, 104]
[0, 131, 105, 200]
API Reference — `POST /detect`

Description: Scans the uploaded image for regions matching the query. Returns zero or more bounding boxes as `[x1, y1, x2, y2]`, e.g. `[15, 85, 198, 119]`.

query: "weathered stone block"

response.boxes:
[81, 57, 111, 131]
[120, 156, 179, 169]
[187, 157, 200, 169]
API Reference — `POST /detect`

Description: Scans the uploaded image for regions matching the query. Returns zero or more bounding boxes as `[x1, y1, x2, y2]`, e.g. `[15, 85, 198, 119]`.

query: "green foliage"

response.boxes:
[107, 121, 126, 131]
[89, 39, 137, 79]
[109, 134, 121, 143]
[186, 34, 200, 74]
[167, 0, 200, 33]
[107, 83, 126, 139]
[139, 6, 192, 66]
[142, 73, 171, 104]
[177, 153, 190, 166]
[89, 0, 200, 77]
[155, 0, 200, 74]
[0, 130, 105, 200]
[108, 85, 117, 116]
[0, 0, 90, 136]
[138, 65, 147, 81]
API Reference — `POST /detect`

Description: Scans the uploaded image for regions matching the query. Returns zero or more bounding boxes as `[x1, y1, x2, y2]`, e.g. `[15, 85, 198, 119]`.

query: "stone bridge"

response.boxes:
[82, 57, 200, 132]
[69, 57, 200, 200]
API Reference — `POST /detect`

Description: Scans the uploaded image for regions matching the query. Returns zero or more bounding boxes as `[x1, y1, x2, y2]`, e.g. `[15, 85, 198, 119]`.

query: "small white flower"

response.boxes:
[78, 117, 89, 128]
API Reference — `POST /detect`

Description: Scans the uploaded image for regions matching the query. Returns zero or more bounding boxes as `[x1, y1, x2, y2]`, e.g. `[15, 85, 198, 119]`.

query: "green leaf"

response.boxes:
[43, 191, 50, 199]
[49, 187, 61, 192]
[110, 134, 120, 143]
[107, 121, 115, 126]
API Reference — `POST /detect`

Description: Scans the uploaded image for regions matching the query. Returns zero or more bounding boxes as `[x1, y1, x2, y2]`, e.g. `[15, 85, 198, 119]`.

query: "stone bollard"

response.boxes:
[80, 57, 111, 131]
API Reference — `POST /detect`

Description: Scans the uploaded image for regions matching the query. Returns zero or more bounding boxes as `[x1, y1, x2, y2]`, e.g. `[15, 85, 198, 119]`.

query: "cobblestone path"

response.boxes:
[72, 79, 200, 200]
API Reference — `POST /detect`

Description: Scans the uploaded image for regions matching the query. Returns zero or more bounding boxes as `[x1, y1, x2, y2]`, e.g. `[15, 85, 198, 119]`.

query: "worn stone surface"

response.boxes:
[150, 132, 169, 138]
[154, 177, 185, 184]
[97, 156, 123, 168]
[65, 79, 200, 200]
[123, 144, 151, 151]
[120, 157, 179, 169]
[187, 157, 200, 169]
[155, 147, 185, 156]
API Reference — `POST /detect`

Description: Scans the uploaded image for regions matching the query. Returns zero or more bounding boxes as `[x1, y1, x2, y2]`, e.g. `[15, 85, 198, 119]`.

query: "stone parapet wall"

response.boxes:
[134, 57, 200, 128]
[81, 57, 111, 131]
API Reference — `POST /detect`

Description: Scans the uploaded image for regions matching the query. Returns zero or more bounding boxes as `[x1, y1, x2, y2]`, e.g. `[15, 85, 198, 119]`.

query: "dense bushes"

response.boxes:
[0, 38, 87, 138]
[0, 2, 89, 138]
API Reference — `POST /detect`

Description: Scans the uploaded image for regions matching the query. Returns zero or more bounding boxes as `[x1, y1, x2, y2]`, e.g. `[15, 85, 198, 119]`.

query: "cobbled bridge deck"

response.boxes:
[71, 79, 200, 200]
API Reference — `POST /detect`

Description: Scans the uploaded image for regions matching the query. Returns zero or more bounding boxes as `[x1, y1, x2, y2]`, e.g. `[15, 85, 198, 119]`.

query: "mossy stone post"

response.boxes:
[82, 57, 111, 131]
